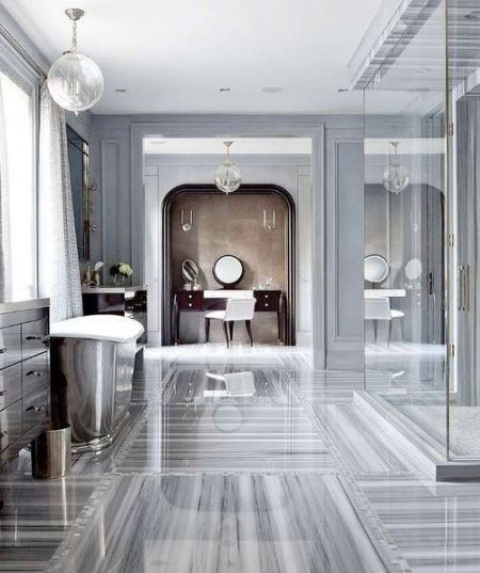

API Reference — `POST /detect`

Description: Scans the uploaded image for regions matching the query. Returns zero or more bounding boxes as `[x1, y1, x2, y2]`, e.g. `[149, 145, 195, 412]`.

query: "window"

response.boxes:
[0, 71, 35, 301]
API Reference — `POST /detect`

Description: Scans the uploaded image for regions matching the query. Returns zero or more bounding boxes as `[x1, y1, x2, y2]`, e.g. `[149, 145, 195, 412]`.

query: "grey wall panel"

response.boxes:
[89, 114, 365, 367]
[325, 128, 364, 369]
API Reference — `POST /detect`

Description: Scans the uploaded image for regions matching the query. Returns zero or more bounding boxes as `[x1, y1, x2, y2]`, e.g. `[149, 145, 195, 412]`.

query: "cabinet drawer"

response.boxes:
[0, 363, 22, 410]
[0, 325, 21, 369]
[0, 400, 22, 452]
[177, 291, 203, 310]
[22, 354, 49, 398]
[22, 318, 48, 360]
[22, 386, 48, 434]
[254, 291, 281, 311]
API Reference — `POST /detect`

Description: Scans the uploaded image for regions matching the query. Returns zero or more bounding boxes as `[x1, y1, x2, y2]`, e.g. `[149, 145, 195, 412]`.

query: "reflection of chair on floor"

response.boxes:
[365, 298, 404, 345]
[205, 298, 256, 348]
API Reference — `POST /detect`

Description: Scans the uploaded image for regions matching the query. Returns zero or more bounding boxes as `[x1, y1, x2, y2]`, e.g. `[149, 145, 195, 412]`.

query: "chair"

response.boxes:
[364, 298, 404, 345]
[205, 298, 256, 348]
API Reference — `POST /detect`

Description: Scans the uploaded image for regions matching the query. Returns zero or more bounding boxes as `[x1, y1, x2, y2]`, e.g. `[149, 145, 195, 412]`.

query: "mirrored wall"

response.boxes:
[362, 0, 449, 454]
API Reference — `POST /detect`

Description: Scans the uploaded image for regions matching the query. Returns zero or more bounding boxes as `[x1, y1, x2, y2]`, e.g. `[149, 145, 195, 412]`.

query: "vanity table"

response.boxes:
[173, 289, 286, 345]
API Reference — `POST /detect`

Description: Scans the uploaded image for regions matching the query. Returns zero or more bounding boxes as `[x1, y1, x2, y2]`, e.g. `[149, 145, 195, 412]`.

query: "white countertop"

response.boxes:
[364, 289, 406, 298]
[82, 285, 146, 295]
[0, 298, 50, 315]
[204, 289, 254, 299]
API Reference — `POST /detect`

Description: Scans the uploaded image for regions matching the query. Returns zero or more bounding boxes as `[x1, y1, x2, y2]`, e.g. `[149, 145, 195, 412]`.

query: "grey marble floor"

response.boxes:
[1, 344, 480, 572]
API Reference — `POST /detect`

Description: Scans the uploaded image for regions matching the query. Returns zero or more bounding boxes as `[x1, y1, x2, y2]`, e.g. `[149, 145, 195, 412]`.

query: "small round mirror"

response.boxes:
[213, 255, 244, 287]
[364, 254, 389, 284]
[405, 258, 422, 281]
[181, 259, 199, 283]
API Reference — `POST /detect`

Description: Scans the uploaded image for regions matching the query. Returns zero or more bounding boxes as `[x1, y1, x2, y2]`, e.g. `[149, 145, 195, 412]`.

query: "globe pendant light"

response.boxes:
[383, 141, 410, 194]
[214, 141, 242, 194]
[47, 8, 104, 115]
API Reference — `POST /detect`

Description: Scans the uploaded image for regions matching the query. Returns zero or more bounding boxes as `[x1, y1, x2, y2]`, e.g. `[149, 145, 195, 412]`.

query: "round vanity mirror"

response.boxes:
[405, 258, 422, 281]
[364, 254, 389, 284]
[181, 259, 199, 283]
[212, 255, 244, 287]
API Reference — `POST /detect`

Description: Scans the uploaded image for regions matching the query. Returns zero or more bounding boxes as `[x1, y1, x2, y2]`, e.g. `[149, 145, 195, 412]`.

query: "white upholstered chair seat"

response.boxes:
[365, 297, 404, 345]
[205, 310, 226, 320]
[205, 298, 256, 347]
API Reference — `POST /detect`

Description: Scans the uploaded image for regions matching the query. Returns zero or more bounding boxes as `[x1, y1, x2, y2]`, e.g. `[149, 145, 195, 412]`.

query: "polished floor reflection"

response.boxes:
[1, 344, 480, 572]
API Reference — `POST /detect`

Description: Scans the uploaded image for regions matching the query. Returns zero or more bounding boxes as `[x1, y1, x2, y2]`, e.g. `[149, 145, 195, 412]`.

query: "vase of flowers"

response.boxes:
[110, 262, 133, 286]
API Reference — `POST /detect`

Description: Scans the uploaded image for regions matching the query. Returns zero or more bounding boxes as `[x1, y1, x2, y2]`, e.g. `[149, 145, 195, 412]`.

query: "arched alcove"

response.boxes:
[162, 184, 296, 345]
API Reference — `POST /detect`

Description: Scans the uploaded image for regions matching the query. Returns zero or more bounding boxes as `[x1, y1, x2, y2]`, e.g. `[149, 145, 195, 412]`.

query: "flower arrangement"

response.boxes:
[109, 262, 133, 278]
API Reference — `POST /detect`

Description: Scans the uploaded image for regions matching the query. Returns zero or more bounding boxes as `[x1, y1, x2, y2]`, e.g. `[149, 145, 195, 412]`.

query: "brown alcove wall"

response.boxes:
[163, 184, 295, 345]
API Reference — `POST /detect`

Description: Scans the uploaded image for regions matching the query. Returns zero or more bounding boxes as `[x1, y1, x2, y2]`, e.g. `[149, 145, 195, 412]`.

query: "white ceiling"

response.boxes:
[1, 0, 385, 114]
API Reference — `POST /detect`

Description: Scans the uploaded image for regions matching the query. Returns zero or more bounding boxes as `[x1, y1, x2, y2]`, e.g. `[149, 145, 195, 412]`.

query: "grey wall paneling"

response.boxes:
[89, 114, 365, 368]
[325, 128, 364, 369]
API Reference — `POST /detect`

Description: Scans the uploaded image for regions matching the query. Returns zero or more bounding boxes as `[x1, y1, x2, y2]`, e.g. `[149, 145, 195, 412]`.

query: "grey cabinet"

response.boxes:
[0, 300, 49, 463]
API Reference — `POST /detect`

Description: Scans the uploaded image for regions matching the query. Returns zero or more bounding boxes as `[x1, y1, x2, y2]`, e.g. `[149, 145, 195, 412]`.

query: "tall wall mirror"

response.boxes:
[67, 126, 93, 261]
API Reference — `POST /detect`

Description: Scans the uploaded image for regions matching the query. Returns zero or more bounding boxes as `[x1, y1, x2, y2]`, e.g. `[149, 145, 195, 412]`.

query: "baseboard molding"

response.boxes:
[296, 332, 312, 347]
[326, 349, 364, 370]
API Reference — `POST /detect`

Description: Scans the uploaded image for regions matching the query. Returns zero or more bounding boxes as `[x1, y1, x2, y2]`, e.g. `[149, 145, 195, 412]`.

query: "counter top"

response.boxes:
[0, 298, 50, 315]
[82, 285, 146, 294]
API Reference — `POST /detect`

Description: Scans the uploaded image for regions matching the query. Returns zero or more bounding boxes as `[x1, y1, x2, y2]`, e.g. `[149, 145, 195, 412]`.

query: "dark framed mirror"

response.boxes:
[212, 255, 244, 287]
[67, 125, 92, 260]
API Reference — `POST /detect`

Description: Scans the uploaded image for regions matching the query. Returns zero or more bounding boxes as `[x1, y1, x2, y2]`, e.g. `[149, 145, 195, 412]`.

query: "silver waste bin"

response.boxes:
[49, 315, 144, 453]
[31, 425, 71, 479]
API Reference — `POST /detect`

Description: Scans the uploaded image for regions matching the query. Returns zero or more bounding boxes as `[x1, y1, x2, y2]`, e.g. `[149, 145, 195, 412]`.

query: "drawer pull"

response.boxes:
[0, 348, 6, 354]
[0, 430, 8, 439]
[26, 370, 45, 377]
[188, 294, 193, 299]
[265, 294, 269, 299]
[25, 335, 42, 341]
[264, 303, 269, 308]
[26, 405, 46, 414]
[0, 390, 6, 397]
[188, 303, 193, 308]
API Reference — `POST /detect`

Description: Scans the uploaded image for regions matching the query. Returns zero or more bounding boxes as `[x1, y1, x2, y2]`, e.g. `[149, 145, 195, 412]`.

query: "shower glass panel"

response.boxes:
[448, 1, 480, 460]
[363, 1, 448, 452]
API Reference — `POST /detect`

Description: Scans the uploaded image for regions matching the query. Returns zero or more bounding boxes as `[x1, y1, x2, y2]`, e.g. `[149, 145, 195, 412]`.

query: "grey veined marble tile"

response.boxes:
[113, 401, 335, 474]
[47, 473, 398, 573]
[0, 475, 102, 572]
[160, 367, 298, 406]
[359, 476, 480, 572]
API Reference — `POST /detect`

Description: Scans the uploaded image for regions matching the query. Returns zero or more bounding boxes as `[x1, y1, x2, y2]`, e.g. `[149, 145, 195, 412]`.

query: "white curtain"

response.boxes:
[0, 77, 12, 301]
[38, 81, 82, 322]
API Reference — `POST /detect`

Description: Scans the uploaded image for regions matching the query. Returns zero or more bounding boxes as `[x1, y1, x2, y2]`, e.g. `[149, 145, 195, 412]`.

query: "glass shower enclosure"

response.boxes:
[355, 0, 480, 469]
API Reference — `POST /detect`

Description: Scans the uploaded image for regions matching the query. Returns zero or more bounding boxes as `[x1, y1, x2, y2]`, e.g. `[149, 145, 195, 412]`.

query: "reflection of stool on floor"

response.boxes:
[365, 298, 404, 345]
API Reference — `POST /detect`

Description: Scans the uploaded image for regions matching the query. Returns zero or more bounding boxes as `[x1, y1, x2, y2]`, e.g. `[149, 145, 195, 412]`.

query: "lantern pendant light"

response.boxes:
[214, 141, 242, 194]
[383, 141, 410, 194]
[47, 8, 104, 115]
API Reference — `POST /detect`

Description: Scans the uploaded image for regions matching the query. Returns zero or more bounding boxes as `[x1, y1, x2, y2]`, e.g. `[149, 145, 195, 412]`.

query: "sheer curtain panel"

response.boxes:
[38, 82, 82, 322]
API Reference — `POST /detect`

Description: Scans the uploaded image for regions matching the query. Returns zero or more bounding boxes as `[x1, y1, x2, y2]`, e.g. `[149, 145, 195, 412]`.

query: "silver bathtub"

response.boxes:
[49, 315, 144, 452]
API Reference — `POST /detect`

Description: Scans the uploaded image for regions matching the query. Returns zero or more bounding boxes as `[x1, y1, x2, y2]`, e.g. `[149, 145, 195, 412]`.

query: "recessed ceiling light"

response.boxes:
[219, 87, 231, 93]
[115, 88, 127, 93]
[261, 87, 283, 94]
[465, 10, 480, 20]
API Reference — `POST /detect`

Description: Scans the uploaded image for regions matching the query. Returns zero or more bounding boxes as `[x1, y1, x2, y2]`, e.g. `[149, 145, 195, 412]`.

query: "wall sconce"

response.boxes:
[263, 209, 276, 232]
[181, 210, 193, 232]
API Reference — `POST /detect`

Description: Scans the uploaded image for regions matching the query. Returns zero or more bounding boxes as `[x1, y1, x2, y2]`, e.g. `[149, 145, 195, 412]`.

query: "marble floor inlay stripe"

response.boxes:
[47, 474, 394, 573]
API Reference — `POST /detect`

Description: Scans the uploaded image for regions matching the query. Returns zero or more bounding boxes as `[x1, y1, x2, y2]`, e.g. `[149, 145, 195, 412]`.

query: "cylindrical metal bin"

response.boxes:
[31, 425, 71, 479]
